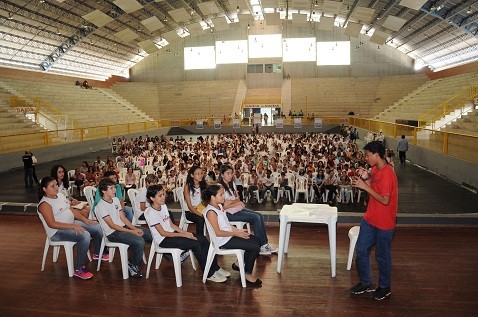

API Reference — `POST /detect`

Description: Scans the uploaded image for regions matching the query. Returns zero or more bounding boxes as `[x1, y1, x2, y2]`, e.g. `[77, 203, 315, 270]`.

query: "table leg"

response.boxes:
[328, 220, 337, 277]
[277, 215, 287, 273]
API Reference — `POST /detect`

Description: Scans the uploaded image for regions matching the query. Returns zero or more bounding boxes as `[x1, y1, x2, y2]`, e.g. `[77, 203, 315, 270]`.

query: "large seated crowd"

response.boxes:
[38, 126, 383, 284]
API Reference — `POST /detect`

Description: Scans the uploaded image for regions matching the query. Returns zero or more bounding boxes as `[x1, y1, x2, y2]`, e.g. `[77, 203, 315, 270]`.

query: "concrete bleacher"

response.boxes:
[290, 74, 427, 118]
[375, 72, 478, 123]
[441, 107, 478, 137]
[112, 80, 241, 121]
[0, 87, 45, 136]
[0, 79, 153, 129]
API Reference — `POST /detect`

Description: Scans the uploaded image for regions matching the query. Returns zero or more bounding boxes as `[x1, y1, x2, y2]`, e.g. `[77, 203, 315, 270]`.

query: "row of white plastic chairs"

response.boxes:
[39, 185, 251, 287]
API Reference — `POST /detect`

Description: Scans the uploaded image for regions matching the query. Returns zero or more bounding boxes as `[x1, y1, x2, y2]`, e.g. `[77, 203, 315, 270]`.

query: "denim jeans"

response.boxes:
[50, 224, 91, 270]
[123, 206, 134, 223]
[159, 234, 219, 278]
[107, 226, 152, 266]
[221, 235, 261, 275]
[356, 219, 395, 288]
[226, 209, 268, 246]
[77, 220, 103, 255]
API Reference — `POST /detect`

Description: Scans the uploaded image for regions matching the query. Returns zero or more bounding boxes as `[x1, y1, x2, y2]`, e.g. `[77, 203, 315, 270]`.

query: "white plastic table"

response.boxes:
[276, 203, 338, 277]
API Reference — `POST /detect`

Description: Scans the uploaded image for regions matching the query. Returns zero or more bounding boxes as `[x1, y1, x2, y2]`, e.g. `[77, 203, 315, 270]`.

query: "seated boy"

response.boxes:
[95, 178, 152, 277]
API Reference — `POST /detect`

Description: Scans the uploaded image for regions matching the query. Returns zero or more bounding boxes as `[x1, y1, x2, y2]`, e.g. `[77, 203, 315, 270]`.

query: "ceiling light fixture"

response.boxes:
[8, 13, 14, 20]
[56, 28, 61, 35]
[467, 7, 472, 14]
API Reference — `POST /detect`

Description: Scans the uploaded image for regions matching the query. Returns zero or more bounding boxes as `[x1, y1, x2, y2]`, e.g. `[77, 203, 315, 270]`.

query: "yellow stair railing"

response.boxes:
[418, 87, 478, 128]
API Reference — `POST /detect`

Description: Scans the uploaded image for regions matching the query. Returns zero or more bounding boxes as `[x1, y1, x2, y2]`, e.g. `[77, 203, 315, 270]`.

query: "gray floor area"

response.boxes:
[1, 148, 477, 225]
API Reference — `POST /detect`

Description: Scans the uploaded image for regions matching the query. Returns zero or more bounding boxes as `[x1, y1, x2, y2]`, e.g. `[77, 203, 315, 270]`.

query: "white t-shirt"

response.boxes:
[137, 187, 150, 211]
[144, 204, 173, 245]
[203, 204, 232, 247]
[38, 193, 74, 238]
[95, 197, 124, 236]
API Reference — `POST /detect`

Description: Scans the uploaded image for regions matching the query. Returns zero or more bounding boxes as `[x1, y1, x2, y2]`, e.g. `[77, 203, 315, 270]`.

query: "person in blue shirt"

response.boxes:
[93, 171, 133, 222]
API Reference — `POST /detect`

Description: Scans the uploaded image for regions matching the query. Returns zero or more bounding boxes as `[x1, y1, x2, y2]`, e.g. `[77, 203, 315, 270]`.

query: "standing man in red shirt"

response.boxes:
[350, 141, 398, 300]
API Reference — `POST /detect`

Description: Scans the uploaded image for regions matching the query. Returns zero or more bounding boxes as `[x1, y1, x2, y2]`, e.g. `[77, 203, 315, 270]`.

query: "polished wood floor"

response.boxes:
[1, 214, 477, 316]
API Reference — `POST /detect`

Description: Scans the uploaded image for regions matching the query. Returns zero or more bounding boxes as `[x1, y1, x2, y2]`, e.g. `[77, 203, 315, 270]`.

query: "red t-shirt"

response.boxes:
[364, 164, 398, 230]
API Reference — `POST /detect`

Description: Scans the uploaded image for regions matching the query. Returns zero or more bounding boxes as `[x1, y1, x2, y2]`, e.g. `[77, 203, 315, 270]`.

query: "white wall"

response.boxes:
[130, 23, 415, 82]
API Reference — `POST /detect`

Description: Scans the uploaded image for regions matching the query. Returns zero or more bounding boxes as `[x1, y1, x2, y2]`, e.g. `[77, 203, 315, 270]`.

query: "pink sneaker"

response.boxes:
[74, 266, 93, 280]
[93, 253, 109, 261]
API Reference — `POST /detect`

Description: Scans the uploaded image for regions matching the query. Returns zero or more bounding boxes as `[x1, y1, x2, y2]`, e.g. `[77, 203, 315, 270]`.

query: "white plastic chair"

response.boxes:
[202, 214, 247, 287]
[173, 176, 186, 202]
[294, 176, 309, 203]
[83, 186, 96, 220]
[96, 235, 130, 279]
[67, 169, 76, 195]
[145, 243, 196, 287]
[38, 212, 76, 277]
[176, 187, 194, 231]
[285, 172, 295, 198]
[347, 225, 360, 270]
[128, 188, 146, 226]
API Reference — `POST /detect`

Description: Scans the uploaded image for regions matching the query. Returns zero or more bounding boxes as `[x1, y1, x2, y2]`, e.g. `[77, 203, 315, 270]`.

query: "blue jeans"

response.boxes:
[51, 228, 89, 270]
[107, 227, 152, 266]
[77, 221, 103, 255]
[226, 209, 268, 246]
[356, 219, 395, 288]
[123, 206, 134, 223]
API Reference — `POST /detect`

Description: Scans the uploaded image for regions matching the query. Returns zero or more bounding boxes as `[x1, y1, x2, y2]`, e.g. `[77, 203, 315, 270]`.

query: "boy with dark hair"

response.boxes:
[93, 171, 133, 222]
[95, 178, 152, 278]
[350, 141, 398, 300]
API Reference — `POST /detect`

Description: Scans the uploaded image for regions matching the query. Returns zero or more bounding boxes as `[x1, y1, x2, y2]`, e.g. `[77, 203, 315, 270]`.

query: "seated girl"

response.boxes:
[144, 185, 228, 283]
[218, 164, 277, 255]
[183, 166, 207, 235]
[203, 184, 262, 286]
[37, 176, 104, 280]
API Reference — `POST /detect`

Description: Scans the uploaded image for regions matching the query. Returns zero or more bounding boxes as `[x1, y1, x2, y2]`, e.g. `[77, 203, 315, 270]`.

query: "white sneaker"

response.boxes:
[216, 267, 231, 277]
[260, 243, 278, 255]
[259, 244, 272, 255]
[207, 271, 227, 283]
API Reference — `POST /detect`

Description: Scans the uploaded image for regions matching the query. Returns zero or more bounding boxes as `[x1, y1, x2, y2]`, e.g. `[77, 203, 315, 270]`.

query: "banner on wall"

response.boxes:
[294, 118, 302, 129]
[196, 119, 203, 129]
[275, 118, 283, 128]
[243, 104, 280, 108]
[232, 118, 240, 129]
[314, 118, 322, 128]
[214, 119, 222, 129]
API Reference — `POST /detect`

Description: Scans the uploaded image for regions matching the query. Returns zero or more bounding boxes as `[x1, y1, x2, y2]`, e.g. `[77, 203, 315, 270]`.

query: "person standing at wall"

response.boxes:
[22, 150, 34, 187]
[397, 135, 409, 165]
[350, 141, 398, 301]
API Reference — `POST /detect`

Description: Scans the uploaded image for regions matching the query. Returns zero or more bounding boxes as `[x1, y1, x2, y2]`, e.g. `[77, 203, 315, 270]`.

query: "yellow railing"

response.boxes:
[418, 87, 478, 128]
[350, 117, 478, 164]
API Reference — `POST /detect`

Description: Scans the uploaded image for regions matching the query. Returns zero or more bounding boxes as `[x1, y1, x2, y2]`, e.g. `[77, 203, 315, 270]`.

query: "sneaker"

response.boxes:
[262, 243, 278, 254]
[92, 253, 109, 261]
[216, 267, 231, 277]
[206, 271, 227, 283]
[350, 282, 374, 294]
[74, 266, 93, 280]
[259, 244, 276, 255]
[372, 287, 391, 300]
[180, 251, 190, 263]
[128, 263, 143, 278]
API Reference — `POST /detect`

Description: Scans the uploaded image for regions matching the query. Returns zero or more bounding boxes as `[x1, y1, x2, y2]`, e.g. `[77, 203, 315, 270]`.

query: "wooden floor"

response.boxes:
[1, 214, 477, 316]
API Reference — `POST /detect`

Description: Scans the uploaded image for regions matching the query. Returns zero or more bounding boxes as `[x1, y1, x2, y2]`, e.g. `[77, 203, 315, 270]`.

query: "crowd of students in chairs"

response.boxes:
[37, 127, 370, 286]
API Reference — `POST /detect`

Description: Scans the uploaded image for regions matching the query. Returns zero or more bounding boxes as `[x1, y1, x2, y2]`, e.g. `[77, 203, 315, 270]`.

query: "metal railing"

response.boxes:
[350, 117, 478, 164]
